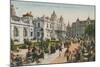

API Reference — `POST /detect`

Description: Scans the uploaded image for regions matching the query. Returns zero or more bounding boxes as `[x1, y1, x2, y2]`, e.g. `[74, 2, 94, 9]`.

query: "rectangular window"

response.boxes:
[37, 32, 40, 37]
[31, 32, 33, 36]
[50, 24, 52, 28]
[47, 24, 48, 28]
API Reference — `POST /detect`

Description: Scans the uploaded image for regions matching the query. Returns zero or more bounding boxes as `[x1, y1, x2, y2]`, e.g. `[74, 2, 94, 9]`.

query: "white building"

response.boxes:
[11, 5, 67, 45]
[11, 5, 34, 44]
[34, 11, 67, 41]
[33, 16, 51, 40]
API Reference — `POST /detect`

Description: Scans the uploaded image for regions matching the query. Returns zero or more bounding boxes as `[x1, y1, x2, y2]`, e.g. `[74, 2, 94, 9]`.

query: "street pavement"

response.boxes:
[13, 42, 80, 65]
[50, 42, 80, 64]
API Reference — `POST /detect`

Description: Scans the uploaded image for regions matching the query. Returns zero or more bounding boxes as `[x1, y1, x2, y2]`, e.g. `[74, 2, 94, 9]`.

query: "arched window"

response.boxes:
[23, 28, 27, 37]
[14, 26, 19, 37]
[38, 23, 40, 27]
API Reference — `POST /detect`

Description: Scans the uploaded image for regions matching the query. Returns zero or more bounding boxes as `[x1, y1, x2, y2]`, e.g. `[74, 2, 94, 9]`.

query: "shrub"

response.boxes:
[11, 45, 17, 51]
[24, 39, 32, 47]
[11, 39, 17, 51]
[19, 44, 27, 49]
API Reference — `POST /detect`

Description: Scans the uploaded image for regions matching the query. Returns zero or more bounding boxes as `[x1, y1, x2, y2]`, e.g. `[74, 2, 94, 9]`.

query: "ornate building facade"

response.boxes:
[33, 11, 67, 41]
[11, 5, 67, 44]
[66, 17, 95, 38]
[11, 5, 34, 44]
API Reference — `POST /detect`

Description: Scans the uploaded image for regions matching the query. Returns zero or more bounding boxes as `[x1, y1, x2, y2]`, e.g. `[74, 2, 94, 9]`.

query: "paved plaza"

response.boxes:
[13, 42, 80, 65]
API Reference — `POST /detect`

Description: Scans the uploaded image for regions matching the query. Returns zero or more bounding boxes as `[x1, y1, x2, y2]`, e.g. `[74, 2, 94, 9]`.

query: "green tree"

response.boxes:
[85, 23, 95, 37]
[11, 39, 14, 50]
[24, 39, 32, 47]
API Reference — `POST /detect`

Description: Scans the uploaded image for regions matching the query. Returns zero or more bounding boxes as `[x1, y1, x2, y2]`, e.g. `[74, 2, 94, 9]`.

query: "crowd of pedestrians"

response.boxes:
[11, 42, 64, 66]
[64, 38, 95, 63]
[11, 37, 95, 66]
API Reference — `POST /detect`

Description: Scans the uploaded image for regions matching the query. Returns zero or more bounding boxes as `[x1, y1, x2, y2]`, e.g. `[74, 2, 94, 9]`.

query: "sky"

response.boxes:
[11, 0, 95, 26]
